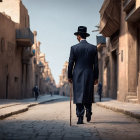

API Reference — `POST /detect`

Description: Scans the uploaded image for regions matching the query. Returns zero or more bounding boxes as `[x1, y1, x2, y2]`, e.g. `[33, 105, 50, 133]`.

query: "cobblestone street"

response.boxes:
[0, 98, 140, 140]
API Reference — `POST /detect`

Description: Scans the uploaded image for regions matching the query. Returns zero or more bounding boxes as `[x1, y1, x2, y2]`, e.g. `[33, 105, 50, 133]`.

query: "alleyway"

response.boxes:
[0, 98, 140, 140]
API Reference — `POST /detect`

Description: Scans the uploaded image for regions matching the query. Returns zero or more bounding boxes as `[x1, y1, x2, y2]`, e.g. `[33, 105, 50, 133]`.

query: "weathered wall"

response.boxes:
[138, 25, 140, 103]
[117, 2, 129, 101]
[0, 13, 23, 99]
[0, 0, 34, 99]
[20, 1, 29, 28]
[0, 0, 29, 29]
[0, 0, 20, 24]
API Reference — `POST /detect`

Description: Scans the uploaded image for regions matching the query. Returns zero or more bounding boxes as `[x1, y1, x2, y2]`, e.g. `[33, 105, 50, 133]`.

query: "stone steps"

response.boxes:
[126, 95, 137, 99]
[128, 98, 139, 104]
[126, 96, 139, 104]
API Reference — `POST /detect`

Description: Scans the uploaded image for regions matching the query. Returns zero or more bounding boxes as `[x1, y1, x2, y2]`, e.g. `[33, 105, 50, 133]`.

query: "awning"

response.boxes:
[99, 0, 121, 37]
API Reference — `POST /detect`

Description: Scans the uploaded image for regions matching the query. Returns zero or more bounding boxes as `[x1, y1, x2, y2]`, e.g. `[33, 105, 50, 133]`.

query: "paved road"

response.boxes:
[0, 98, 140, 140]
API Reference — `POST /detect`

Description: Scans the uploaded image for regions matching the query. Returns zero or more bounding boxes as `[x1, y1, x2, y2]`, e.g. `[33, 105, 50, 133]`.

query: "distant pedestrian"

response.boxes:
[33, 85, 39, 101]
[97, 82, 102, 102]
[68, 26, 99, 124]
[50, 92, 53, 96]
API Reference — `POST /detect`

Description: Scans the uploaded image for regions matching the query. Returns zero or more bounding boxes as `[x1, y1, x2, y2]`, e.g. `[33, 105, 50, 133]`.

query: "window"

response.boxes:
[0, 38, 5, 52]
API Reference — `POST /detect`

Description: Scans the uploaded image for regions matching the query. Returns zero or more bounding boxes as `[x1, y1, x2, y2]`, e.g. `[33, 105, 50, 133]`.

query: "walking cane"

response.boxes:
[70, 83, 72, 126]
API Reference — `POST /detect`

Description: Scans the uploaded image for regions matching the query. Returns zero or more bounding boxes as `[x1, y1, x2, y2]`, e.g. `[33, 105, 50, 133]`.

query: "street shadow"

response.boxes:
[1, 99, 140, 140]
[89, 121, 138, 125]
[1, 119, 140, 140]
[0, 119, 100, 140]
[0, 98, 100, 140]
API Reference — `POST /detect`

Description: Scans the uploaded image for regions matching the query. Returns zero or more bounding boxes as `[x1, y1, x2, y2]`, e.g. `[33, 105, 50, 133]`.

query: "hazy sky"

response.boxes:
[22, 0, 104, 85]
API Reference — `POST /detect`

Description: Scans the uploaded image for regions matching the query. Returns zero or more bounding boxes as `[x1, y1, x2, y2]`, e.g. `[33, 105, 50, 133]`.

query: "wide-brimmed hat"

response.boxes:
[74, 26, 90, 37]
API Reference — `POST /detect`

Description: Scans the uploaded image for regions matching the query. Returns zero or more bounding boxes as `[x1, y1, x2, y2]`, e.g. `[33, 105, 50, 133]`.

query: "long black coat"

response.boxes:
[68, 40, 99, 104]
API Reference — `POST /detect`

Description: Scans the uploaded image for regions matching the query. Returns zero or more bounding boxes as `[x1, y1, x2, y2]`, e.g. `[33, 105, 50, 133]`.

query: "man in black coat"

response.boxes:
[68, 26, 99, 124]
[33, 85, 40, 101]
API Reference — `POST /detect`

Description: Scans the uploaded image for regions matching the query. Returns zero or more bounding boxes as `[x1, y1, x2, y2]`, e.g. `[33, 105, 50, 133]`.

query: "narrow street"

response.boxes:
[1, 0, 140, 140]
[0, 98, 140, 140]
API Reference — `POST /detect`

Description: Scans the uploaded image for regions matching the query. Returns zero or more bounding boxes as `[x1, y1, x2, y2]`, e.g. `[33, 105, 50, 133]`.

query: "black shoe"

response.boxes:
[77, 117, 83, 124]
[86, 112, 91, 122]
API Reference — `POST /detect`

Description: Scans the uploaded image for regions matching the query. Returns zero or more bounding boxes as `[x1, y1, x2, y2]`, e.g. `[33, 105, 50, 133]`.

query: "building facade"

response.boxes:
[0, 0, 34, 99]
[39, 53, 56, 94]
[99, 0, 140, 103]
[32, 31, 56, 95]
[0, 0, 55, 99]
[58, 61, 70, 96]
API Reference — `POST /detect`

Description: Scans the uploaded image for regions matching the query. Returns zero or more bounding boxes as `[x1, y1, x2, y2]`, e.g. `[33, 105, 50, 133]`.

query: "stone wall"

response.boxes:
[0, 0, 55, 99]
[0, 13, 22, 99]
[0, 0, 20, 24]
[99, 0, 140, 103]
[59, 61, 70, 96]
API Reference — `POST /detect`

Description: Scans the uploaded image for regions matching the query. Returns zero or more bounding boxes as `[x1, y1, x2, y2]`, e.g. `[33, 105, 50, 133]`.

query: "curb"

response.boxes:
[0, 107, 28, 120]
[0, 103, 21, 109]
[96, 102, 140, 120]
[0, 98, 63, 120]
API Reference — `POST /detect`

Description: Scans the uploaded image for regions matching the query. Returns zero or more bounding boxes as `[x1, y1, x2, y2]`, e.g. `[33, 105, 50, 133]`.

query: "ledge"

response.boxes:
[125, 6, 140, 22]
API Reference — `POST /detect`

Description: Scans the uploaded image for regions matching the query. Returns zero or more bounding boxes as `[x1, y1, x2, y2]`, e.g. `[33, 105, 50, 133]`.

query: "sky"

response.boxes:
[22, 0, 104, 85]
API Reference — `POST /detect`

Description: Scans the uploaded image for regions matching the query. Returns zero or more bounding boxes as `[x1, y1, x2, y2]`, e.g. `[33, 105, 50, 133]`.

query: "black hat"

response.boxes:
[74, 26, 90, 37]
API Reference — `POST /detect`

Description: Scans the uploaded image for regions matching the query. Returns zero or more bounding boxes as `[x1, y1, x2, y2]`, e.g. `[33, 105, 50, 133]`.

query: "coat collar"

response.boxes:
[80, 40, 87, 44]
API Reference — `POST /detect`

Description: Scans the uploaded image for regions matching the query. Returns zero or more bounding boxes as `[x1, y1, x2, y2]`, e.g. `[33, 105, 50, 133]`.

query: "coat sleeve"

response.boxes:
[93, 46, 99, 81]
[68, 47, 75, 79]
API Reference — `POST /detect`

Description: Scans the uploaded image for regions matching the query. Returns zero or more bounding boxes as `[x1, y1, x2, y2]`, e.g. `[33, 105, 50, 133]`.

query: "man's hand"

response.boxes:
[94, 79, 98, 85]
[68, 79, 73, 83]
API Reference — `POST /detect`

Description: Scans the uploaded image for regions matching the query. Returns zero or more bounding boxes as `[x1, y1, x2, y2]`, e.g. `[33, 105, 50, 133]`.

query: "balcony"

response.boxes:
[32, 49, 35, 56]
[22, 47, 34, 64]
[37, 61, 45, 73]
[123, 0, 140, 22]
[99, 0, 121, 37]
[16, 28, 34, 47]
[97, 36, 106, 45]
[97, 36, 106, 51]
[38, 61, 44, 68]
[123, 0, 135, 11]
